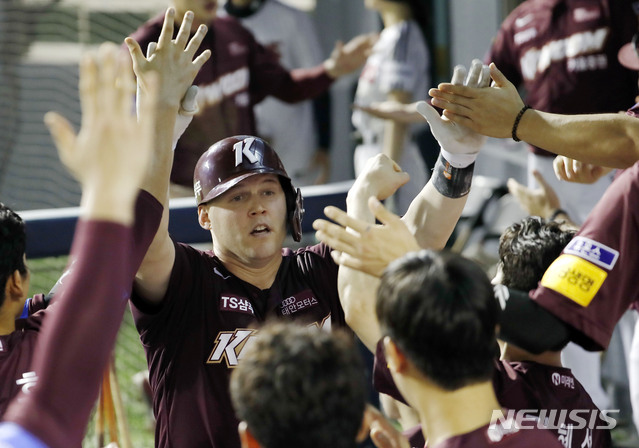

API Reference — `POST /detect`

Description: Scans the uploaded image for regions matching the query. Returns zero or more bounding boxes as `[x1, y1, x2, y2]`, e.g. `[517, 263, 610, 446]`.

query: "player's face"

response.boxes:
[173, 0, 218, 25]
[204, 174, 288, 265]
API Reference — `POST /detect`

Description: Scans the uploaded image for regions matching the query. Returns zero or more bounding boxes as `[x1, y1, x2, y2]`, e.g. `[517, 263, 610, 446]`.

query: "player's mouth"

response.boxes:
[251, 224, 271, 236]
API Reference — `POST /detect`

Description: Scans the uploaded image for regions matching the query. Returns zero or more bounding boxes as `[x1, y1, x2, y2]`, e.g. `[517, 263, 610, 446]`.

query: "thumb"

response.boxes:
[44, 111, 77, 159]
[489, 63, 508, 87]
[532, 169, 551, 192]
[368, 197, 401, 226]
[415, 101, 440, 126]
[332, 40, 344, 55]
[180, 85, 199, 115]
[506, 177, 525, 198]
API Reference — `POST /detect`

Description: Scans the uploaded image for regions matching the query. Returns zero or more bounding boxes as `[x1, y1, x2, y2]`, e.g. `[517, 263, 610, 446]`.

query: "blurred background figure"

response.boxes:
[221, 0, 333, 186]
[352, 0, 431, 214]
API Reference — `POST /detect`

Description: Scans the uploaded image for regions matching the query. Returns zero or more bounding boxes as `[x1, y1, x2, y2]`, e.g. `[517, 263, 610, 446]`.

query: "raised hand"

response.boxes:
[553, 155, 613, 184]
[313, 196, 420, 277]
[125, 8, 210, 111]
[324, 33, 378, 78]
[507, 170, 560, 219]
[416, 59, 490, 165]
[44, 42, 157, 223]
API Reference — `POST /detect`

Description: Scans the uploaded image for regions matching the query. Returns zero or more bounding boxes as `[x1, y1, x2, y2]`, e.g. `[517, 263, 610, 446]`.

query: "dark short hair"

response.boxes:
[499, 216, 576, 291]
[0, 203, 27, 308]
[376, 250, 498, 391]
[230, 322, 367, 448]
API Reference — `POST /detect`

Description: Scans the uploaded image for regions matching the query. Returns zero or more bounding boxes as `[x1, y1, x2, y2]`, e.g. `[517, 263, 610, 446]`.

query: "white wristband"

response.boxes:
[439, 148, 477, 169]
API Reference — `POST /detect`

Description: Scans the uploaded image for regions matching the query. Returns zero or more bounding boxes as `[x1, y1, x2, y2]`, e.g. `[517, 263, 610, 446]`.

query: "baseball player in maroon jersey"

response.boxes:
[487, 0, 638, 224]
[0, 37, 165, 447]
[374, 250, 563, 448]
[129, 1, 375, 195]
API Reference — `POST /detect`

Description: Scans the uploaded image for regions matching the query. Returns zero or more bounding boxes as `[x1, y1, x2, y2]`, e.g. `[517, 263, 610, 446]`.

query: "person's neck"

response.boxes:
[216, 251, 283, 290]
[0, 306, 17, 336]
[380, 3, 412, 28]
[412, 380, 502, 447]
[502, 343, 563, 368]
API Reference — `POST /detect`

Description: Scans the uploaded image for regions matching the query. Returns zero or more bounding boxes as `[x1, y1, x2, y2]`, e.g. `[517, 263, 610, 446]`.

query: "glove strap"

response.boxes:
[432, 153, 474, 198]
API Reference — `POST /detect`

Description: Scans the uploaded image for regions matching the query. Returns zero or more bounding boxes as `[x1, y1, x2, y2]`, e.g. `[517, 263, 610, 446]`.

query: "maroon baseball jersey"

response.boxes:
[487, 0, 638, 156]
[0, 297, 44, 418]
[373, 344, 610, 448]
[431, 419, 562, 448]
[0, 192, 163, 447]
[129, 14, 333, 187]
[530, 160, 639, 350]
[130, 237, 345, 448]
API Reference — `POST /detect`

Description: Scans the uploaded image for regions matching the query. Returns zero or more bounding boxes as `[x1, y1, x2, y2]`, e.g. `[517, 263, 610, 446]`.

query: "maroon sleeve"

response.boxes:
[248, 33, 333, 105]
[485, 13, 523, 88]
[3, 191, 163, 448]
[3, 221, 133, 448]
[531, 162, 639, 351]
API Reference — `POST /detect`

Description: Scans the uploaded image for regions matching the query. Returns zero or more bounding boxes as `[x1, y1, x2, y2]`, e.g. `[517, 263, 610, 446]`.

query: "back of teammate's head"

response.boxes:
[230, 321, 366, 448]
[499, 216, 576, 291]
[376, 249, 498, 391]
[0, 203, 27, 308]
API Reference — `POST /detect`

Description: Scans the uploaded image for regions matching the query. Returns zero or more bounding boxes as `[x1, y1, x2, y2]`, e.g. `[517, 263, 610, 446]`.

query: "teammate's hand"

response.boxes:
[553, 155, 613, 184]
[125, 8, 210, 111]
[44, 43, 158, 223]
[324, 33, 377, 78]
[353, 101, 422, 124]
[416, 59, 489, 165]
[313, 197, 421, 277]
[429, 62, 525, 139]
[507, 170, 560, 219]
[362, 405, 410, 448]
[352, 154, 410, 202]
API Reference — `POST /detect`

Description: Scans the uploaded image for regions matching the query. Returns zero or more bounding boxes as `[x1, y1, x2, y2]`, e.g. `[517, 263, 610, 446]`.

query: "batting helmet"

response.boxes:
[193, 135, 304, 242]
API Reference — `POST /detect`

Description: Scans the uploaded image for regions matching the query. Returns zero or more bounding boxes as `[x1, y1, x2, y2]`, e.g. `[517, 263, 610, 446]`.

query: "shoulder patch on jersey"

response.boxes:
[540, 254, 607, 307]
[563, 236, 619, 270]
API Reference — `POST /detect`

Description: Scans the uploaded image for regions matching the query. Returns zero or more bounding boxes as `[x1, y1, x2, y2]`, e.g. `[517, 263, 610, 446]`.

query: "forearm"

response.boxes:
[402, 181, 468, 249]
[518, 110, 639, 168]
[383, 119, 407, 163]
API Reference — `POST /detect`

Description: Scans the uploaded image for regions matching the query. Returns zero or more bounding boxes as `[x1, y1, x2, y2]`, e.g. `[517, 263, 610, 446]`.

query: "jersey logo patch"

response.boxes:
[280, 289, 319, 316]
[551, 372, 575, 389]
[540, 255, 607, 307]
[563, 236, 619, 270]
[220, 295, 255, 315]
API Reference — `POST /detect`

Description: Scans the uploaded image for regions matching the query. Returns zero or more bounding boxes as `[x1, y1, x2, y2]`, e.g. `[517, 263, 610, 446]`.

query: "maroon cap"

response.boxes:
[618, 34, 639, 71]
[193, 135, 304, 241]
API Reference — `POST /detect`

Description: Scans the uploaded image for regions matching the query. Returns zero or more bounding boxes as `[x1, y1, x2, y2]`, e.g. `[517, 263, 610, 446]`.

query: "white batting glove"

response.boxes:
[172, 84, 199, 151]
[417, 59, 489, 168]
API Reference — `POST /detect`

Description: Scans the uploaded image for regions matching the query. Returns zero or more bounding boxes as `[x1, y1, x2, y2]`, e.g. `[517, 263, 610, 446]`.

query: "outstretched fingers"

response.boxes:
[157, 7, 176, 50]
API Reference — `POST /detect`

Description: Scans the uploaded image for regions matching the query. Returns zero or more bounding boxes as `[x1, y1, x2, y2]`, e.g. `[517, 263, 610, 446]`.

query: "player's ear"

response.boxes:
[197, 205, 212, 230]
[238, 421, 261, 448]
[383, 336, 408, 373]
[6, 269, 27, 301]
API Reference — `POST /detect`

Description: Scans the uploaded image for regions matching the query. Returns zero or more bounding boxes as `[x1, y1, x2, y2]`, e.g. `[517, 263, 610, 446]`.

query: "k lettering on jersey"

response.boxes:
[280, 289, 319, 316]
[208, 328, 258, 367]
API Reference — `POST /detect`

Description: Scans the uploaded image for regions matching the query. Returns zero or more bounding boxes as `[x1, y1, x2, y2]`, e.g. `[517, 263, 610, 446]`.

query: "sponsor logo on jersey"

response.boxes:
[16, 371, 38, 394]
[220, 294, 255, 315]
[573, 7, 600, 23]
[519, 28, 609, 80]
[208, 317, 332, 367]
[198, 67, 250, 107]
[540, 255, 607, 307]
[280, 289, 319, 316]
[551, 372, 575, 389]
[563, 236, 619, 270]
